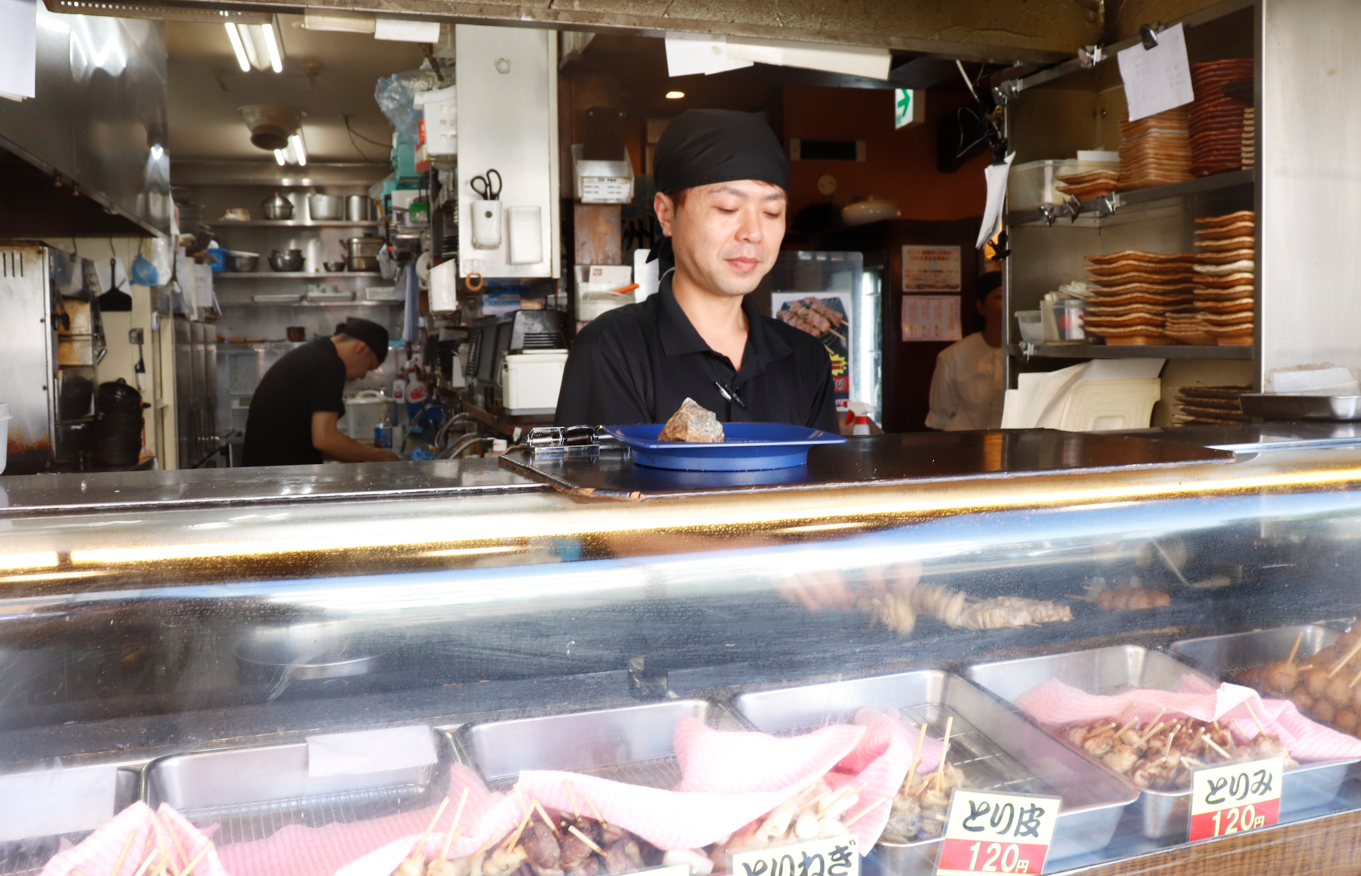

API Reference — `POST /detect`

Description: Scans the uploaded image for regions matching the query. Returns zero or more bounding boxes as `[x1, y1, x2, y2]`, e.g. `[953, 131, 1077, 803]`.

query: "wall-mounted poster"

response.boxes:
[902, 245, 961, 292]
[772, 291, 852, 403]
[901, 295, 962, 343]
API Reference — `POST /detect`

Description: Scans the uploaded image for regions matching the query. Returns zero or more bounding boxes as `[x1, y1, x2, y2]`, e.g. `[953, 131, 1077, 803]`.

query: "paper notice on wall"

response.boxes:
[1117, 23, 1195, 122]
[976, 152, 1014, 249]
[901, 245, 961, 292]
[0, 0, 37, 101]
[665, 32, 753, 77]
[901, 295, 961, 343]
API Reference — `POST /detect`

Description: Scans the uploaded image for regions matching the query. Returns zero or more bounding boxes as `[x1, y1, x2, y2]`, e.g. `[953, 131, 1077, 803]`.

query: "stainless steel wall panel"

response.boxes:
[0, 247, 54, 475]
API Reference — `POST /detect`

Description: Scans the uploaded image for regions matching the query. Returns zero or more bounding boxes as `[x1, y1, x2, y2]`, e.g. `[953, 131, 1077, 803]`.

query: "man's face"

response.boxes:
[343, 345, 379, 381]
[656, 180, 787, 298]
[977, 287, 1004, 324]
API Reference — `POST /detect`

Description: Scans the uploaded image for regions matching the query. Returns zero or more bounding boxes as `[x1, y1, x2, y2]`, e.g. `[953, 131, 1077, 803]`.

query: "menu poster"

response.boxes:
[772, 291, 851, 402]
[901, 295, 962, 343]
[902, 245, 962, 292]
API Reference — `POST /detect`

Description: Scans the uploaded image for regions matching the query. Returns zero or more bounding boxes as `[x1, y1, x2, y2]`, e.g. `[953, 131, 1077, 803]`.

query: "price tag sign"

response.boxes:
[1188, 754, 1284, 841]
[936, 790, 1062, 876]
[728, 834, 859, 876]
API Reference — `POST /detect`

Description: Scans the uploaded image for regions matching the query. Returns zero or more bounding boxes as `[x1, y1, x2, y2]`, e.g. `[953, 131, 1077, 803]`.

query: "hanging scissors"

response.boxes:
[471, 169, 502, 201]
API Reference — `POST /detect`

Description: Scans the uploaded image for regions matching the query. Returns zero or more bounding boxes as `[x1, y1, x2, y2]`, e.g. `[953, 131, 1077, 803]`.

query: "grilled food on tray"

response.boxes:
[882, 719, 966, 843]
[1236, 629, 1361, 736]
[863, 582, 1072, 636]
[658, 398, 724, 443]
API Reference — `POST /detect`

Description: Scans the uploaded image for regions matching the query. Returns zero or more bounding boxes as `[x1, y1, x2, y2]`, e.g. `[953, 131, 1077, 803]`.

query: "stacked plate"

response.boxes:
[1189, 59, 1254, 177]
[1243, 108, 1256, 168]
[1055, 169, 1120, 202]
[1082, 251, 1201, 344]
[1192, 210, 1255, 346]
[1170, 385, 1252, 426]
[1117, 108, 1194, 191]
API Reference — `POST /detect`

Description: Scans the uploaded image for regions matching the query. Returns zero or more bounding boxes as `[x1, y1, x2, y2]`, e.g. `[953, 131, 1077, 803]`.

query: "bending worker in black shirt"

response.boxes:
[555, 109, 838, 432]
[243, 317, 400, 466]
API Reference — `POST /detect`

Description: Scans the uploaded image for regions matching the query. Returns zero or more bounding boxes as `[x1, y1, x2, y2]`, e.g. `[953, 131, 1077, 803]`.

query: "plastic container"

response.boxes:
[1008, 158, 1121, 211]
[1016, 309, 1044, 343]
[0, 403, 9, 474]
[1041, 299, 1088, 344]
[341, 390, 390, 441]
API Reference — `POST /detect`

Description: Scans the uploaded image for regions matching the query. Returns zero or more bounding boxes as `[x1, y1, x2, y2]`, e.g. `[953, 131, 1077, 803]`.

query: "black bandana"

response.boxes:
[649, 109, 790, 266]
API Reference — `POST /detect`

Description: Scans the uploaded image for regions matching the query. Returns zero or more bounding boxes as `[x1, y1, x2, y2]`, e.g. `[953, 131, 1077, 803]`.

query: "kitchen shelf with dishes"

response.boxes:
[215, 272, 385, 280]
[219, 299, 402, 308]
[1005, 169, 1256, 228]
[1011, 343, 1255, 361]
[208, 220, 383, 229]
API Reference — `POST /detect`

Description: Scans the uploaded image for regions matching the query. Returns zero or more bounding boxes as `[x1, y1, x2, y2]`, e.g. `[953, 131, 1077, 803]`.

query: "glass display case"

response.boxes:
[2, 437, 1361, 875]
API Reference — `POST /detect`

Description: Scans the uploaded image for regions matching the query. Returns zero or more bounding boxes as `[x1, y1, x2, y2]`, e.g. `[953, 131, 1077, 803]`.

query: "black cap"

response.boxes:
[335, 318, 389, 365]
[653, 109, 791, 195]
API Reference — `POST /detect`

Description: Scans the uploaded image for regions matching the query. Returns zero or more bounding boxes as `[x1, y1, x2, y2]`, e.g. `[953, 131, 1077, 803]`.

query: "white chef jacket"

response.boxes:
[925, 332, 1005, 431]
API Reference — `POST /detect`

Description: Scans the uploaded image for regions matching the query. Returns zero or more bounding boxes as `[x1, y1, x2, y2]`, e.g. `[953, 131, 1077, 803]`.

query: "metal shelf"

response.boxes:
[1010, 343, 1254, 360]
[207, 220, 383, 228]
[218, 299, 402, 308]
[213, 272, 385, 280]
[1006, 169, 1255, 227]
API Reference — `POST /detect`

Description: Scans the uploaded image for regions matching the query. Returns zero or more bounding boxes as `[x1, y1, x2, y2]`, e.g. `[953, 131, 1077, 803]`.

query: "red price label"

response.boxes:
[1187, 754, 1284, 842]
[935, 790, 1062, 876]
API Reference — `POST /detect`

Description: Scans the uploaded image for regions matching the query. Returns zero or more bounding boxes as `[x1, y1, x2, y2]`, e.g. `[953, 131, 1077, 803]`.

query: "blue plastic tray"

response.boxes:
[603, 423, 847, 471]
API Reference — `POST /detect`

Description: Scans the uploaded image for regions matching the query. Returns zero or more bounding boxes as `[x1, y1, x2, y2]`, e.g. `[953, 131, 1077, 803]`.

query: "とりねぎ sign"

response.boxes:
[935, 789, 1062, 876]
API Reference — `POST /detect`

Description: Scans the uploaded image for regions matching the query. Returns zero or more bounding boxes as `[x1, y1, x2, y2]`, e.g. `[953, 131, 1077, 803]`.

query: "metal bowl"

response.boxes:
[268, 251, 304, 272]
[323, 260, 347, 272]
[226, 251, 259, 272]
[233, 622, 407, 685]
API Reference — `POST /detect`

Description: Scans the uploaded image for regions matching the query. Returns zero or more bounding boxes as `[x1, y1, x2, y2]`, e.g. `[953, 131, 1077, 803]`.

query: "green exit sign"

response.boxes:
[895, 88, 923, 129]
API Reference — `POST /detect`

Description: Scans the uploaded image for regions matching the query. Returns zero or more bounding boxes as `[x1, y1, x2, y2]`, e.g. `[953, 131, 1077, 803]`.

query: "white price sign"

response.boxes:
[1188, 754, 1283, 841]
[936, 790, 1062, 876]
[728, 835, 859, 876]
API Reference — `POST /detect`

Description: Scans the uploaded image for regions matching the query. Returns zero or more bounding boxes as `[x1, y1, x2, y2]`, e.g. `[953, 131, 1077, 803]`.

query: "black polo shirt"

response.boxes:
[555, 273, 838, 431]
[242, 339, 347, 466]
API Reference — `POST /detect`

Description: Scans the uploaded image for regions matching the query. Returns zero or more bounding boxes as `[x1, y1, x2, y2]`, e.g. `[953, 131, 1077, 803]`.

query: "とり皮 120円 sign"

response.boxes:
[1188, 753, 1284, 841]
[935, 789, 1062, 876]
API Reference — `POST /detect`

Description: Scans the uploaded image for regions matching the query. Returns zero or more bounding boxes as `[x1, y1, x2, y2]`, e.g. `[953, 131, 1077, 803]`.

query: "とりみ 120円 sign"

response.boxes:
[936, 789, 1062, 876]
[1188, 753, 1284, 841]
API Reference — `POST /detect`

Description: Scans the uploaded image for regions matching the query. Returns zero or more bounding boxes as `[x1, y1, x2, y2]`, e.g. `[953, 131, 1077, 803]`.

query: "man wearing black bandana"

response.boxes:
[554, 109, 839, 432]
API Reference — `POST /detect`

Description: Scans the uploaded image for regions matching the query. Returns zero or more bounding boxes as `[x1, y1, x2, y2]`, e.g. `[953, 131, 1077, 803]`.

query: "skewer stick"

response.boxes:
[564, 780, 581, 820]
[1348, 665, 1361, 689]
[410, 797, 452, 862]
[472, 832, 503, 860]
[1117, 715, 1140, 736]
[167, 823, 190, 874]
[503, 805, 535, 854]
[437, 788, 471, 862]
[178, 841, 213, 876]
[534, 799, 561, 834]
[1326, 636, 1361, 677]
[1190, 727, 1205, 751]
[1243, 700, 1267, 736]
[1136, 721, 1166, 747]
[843, 797, 888, 828]
[1287, 630, 1305, 665]
[794, 783, 823, 806]
[568, 825, 607, 856]
[439, 831, 465, 866]
[111, 829, 137, 876]
[905, 722, 929, 784]
[583, 792, 606, 826]
[1204, 737, 1233, 760]
[130, 849, 157, 876]
[935, 717, 954, 791]
[1116, 702, 1137, 724]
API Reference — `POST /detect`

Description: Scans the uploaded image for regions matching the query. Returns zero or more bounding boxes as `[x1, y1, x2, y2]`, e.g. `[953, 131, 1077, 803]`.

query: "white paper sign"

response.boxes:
[902, 245, 961, 292]
[976, 153, 1014, 249]
[901, 295, 962, 343]
[665, 33, 753, 77]
[1117, 23, 1195, 122]
[0, 0, 37, 101]
[306, 725, 438, 778]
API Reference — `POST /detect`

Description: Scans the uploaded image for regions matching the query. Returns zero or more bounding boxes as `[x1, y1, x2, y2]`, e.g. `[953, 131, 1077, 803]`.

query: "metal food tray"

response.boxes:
[0, 762, 140, 876]
[1239, 393, 1361, 421]
[967, 645, 1356, 839]
[733, 671, 1138, 873]
[145, 729, 448, 846]
[1170, 622, 1347, 678]
[455, 699, 742, 791]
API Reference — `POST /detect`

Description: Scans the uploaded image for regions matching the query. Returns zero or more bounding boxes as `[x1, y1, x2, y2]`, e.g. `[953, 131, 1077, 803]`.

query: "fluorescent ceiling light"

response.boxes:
[665, 90, 685, 99]
[289, 132, 307, 166]
[262, 23, 283, 73]
[274, 148, 286, 165]
[224, 23, 250, 72]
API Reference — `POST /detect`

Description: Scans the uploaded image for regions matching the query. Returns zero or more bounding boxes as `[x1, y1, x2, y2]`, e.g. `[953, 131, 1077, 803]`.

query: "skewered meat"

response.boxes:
[1093, 583, 1171, 611]
[603, 840, 643, 875]
[788, 302, 832, 333]
[801, 297, 845, 328]
[863, 582, 1071, 634]
[776, 309, 820, 336]
[1232, 630, 1361, 740]
[558, 830, 595, 871]
[523, 824, 562, 870]
[881, 759, 965, 843]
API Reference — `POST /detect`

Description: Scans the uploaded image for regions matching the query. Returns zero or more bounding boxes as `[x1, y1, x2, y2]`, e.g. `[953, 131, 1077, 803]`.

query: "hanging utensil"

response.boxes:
[97, 257, 132, 312]
[471, 169, 502, 201]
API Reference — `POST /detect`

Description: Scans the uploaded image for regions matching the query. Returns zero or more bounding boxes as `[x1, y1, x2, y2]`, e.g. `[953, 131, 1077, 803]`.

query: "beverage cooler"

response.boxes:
[1, 435, 1361, 873]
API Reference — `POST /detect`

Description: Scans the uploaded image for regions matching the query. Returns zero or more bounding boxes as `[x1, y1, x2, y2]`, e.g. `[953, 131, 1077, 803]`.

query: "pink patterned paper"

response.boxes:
[40, 802, 227, 876]
[1013, 675, 1361, 763]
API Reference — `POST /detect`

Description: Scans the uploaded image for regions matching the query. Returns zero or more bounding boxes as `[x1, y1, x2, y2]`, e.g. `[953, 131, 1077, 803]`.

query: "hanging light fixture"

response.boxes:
[224, 18, 285, 73]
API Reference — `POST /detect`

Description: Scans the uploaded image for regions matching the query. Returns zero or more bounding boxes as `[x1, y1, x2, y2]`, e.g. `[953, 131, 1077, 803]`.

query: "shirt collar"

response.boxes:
[656, 271, 794, 368]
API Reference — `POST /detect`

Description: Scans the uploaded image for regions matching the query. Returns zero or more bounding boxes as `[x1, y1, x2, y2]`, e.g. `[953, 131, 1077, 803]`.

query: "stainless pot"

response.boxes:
[233, 622, 407, 686]
[309, 193, 344, 221]
[346, 195, 371, 222]
[260, 191, 294, 221]
[345, 236, 382, 272]
[226, 251, 259, 272]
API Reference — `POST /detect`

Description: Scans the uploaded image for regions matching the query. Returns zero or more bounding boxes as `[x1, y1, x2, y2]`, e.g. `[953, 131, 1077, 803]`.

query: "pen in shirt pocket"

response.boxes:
[713, 381, 747, 409]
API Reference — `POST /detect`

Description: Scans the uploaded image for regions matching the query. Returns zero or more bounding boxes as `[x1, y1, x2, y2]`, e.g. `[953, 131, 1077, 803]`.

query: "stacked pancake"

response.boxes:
[1191, 210, 1255, 346]
[1189, 60, 1254, 177]
[1117, 108, 1194, 191]
[1170, 385, 1252, 426]
[1056, 169, 1120, 202]
[1082, 251, 1200, 344]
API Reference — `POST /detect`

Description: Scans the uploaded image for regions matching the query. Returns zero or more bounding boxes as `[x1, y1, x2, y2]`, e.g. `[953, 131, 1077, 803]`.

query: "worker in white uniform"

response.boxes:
[926, 272, 1005, 431]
